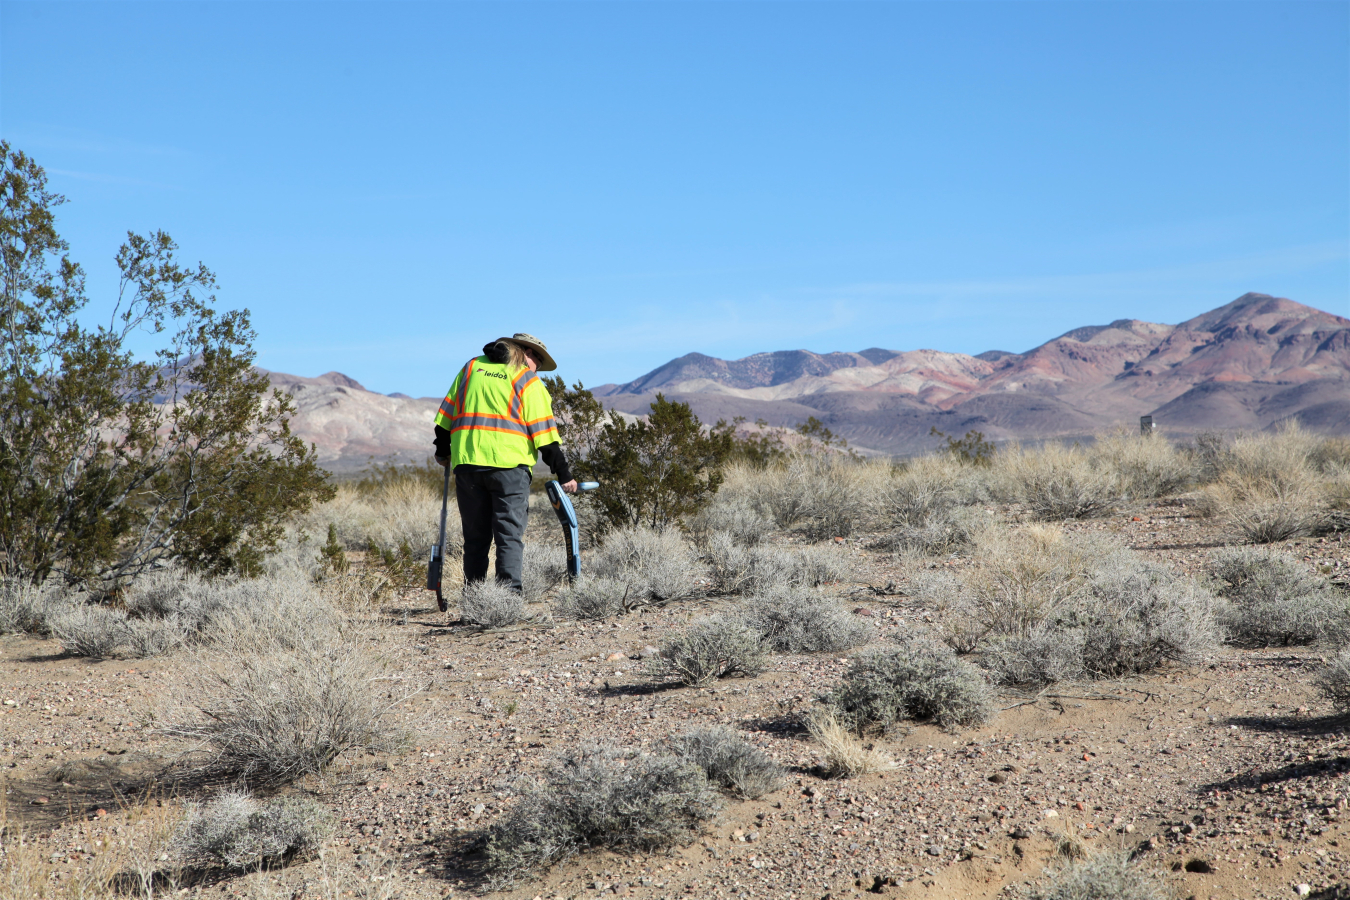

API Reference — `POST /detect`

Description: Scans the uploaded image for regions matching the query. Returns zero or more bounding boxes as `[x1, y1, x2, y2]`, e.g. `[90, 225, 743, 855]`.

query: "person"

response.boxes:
[432, 333, 577, 608]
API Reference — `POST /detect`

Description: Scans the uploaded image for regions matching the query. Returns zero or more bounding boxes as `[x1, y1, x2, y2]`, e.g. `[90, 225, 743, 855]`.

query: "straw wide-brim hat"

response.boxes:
[496, 332, 557, 372]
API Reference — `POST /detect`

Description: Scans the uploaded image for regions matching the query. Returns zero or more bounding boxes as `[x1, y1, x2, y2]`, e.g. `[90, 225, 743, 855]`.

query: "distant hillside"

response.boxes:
[597, 293, 1350, 454]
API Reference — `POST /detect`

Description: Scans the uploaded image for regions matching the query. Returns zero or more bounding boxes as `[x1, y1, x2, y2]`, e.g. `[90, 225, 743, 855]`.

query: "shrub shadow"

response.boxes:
[1197, 755, 1350, 794]
[1226, 713, 1350, 735]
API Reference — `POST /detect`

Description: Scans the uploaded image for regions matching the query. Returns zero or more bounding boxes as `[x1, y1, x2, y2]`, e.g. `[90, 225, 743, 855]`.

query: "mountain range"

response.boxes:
[263, 292, 1349, 470]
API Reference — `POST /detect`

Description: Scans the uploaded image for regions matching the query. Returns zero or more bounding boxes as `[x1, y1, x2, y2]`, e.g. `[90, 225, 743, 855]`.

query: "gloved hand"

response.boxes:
[435, 455, 450, 468]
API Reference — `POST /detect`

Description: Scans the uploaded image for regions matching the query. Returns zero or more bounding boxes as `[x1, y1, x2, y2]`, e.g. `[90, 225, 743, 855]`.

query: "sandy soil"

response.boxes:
[3, 500, 1349, 900]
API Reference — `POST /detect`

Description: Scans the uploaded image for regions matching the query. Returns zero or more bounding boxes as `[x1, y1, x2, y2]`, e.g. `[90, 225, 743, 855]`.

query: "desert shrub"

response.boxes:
[175, 790, 333, 870]
[666, 726, 783, 799]
[591, 525, 704, 603]
[552, 575, 633, 620]
[651, 616, 769, 685]
[988, 555, 1218, 685]
[990, 443, 1121, 520]
[522, 543, 568, 605]
[881, 506, 990, 557]
[0, 577, 72, 636]
[805, 708, 896, 778]
[160, 610, 408, 786]
[1316, 648, 1350, 713]
[687, 495, 772, 547]
[483, 745, 720, 888]
[1091, 430, 1192, 500]
[737, 585, 871, 653]
[51, 606, 131, 659]
[827, 634, 994, 730]
[1028, 850, 1171, 900]
[1199, 425, 1338, 541]
[459, 580, 528, 628]
[746, 452, 887, 541]
[1210, 547, 1350, 646]
[301, 480, 461, 559]
[704, 535, 852, 594]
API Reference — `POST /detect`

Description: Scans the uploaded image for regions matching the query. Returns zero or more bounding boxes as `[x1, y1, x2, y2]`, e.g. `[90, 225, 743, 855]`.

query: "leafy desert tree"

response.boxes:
[587, 394, 734, 530]
[541, 375, 608, 471]
[0, 143, 332, 585]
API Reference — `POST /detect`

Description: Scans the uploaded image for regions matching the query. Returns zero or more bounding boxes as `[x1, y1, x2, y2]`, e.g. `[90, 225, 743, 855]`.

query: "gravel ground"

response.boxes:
[2, 501, 1349, 900]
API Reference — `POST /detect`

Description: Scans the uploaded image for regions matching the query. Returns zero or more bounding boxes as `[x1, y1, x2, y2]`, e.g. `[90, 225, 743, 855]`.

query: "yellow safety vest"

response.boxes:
[434, 356, 561, 469]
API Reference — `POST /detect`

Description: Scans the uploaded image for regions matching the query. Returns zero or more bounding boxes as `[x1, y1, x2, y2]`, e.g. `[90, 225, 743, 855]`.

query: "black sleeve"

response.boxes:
[434, 424, 452, 459]
[537, 442, 572, 483]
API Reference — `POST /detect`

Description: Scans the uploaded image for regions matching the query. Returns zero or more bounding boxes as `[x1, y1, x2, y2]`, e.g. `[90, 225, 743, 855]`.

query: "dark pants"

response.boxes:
[455, 464, 531, 591]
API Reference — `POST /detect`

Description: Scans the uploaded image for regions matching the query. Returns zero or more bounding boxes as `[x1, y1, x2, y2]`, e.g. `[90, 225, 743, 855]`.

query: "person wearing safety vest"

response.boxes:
[433, 333, 577, 599]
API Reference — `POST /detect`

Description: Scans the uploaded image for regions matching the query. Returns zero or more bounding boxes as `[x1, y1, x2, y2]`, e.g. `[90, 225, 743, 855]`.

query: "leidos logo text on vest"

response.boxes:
[476, 368, 508, 380]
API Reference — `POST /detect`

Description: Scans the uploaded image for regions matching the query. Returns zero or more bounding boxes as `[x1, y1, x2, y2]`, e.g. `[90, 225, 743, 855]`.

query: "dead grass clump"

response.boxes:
[805, 709, 896, 778]
[827, 634, 994, 730]
[552, 575, 633, 620]
[175, 789, 333, 870]
[483, 745, 720, 888]
[1211, 547, 1350, 646]
[1316, 648, 1350, 713]
[459, 580, 528, 628]
[666, 726, 784, 799]
[990, 443, 1120, 520]
[651, 616, 769, 685]
[738, 585, 872, 653]
[591, 525, 704, 603]
[1027, 850, 1171, 900]
[305, 480, 456, 559]
[1091, 430, 1192, 500]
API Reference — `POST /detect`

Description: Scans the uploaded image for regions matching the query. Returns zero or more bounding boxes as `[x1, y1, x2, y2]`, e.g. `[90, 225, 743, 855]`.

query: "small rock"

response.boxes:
[852, 607, 875, 617]
[1296, 885, 1312, 897]
[1044, 809, 1059, 819]
[926, 845, 942, 856]
[1010, 827, 1032, 839]
[988, 772, 1008, 784]
[94, 808, 108, 817]
[31, 797, 49, 805]
[470, 803, 486, 819]
[606, 652, 627, 662]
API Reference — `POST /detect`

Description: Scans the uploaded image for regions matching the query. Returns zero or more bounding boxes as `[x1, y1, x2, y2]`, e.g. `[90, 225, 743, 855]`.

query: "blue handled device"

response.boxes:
[546, 480, 599, 580]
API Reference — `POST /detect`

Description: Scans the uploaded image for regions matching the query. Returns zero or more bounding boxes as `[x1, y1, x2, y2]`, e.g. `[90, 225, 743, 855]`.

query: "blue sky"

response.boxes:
[2, 1, 1346, 396]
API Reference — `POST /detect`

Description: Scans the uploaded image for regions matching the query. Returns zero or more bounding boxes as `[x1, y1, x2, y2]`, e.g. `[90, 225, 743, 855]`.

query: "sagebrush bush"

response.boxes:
[827, 634, 994, 730]
[744, 453, 887, 541]
[983, 555, 1219, 685]
[1028, 850, 1171, 900]
[175, 790, 333, 870]
[1316, 648, 1350, 713]
[300, 480, 458, 558]
[805, 709, 896, 779]
[1211, 547, 1350, 646]
[1199, 425, 1338, 541]
[522, 544, 568, 605]
[704, 534, 853, 594]
[552, 575, 633, 620]
[666, 726, 783, 799]
[990, 443, 1120, 520]
[1090, 431, 1191, 500]
[652, 616, 769, 685]
[687, 496, 772, 547]
[591, 525, 704, 603]
[160, 608, 408, 786]
[459, 580, 528, 628]
[483, 745, 720, 888]
[51, 606, 131, 659]
[880, 506, 990, 557]
[737, 585, 871, 653]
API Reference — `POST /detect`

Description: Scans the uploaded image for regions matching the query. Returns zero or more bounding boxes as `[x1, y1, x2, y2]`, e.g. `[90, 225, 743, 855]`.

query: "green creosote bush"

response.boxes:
[1027, 850, 1172, 900]
[1316, 648, 1350, 714]
[175, 790, 334, 870]
[666, 726, 784, 800]
[1210, 547, 1350, 647]
[483, 745, 720, 889]
[591, 525, 704, 604]
[826, 634, 994, 731]
[552, 575, 634, 620]
[459, 580, 528, 628]
[0, 144, 333, 586]
[651, 616, 769, 686]
[737, 585, 872, 654]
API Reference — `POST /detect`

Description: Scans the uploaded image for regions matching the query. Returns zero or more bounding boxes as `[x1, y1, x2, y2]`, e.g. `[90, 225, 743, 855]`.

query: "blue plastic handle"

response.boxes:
[578, 481, 600, 491]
